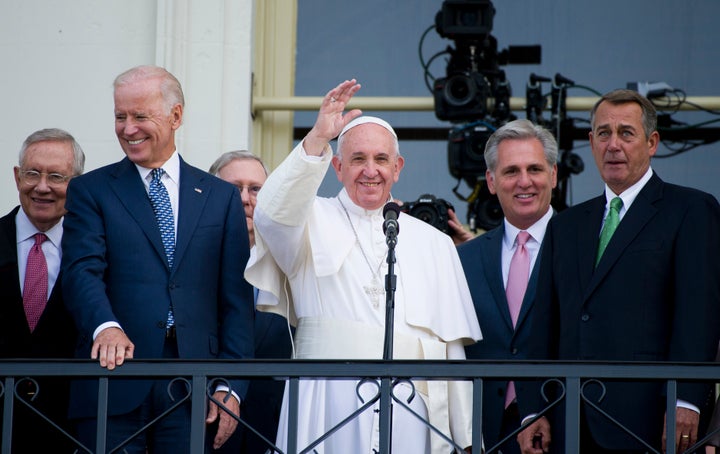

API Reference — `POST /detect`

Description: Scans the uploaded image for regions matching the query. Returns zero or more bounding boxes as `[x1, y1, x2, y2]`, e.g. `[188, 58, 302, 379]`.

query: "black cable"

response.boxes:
[422, 50, 450, 93]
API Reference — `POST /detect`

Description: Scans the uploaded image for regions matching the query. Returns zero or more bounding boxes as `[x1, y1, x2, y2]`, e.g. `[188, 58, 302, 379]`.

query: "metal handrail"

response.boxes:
[3, 359, 720, 454]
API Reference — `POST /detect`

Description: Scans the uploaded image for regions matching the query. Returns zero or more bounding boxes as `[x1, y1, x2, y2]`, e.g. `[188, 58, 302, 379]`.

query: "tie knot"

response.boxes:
[33, 233, 48, 246]
[610, 197, 623, 212]
[151, 168, 166, 183]
[516, 230, 530, 246]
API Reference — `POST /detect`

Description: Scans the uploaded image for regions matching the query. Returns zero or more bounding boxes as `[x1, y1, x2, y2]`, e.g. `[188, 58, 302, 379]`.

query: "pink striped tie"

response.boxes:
[505, 230, 531, 407]
[23, 233, 49, 332]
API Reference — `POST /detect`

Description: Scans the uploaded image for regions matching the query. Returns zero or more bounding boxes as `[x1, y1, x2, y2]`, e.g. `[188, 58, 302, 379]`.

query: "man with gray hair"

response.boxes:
[61, 65, 254, 452]
[245, 79, 482, 453]
[0, 128, 84, 453]
[209, 150, 268, 247]
[519, 89, 720, 453]
[458, 119, 558, 454]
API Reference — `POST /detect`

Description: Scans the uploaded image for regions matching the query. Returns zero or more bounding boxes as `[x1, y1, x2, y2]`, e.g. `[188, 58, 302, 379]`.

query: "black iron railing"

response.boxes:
[2, 360, 720, 453]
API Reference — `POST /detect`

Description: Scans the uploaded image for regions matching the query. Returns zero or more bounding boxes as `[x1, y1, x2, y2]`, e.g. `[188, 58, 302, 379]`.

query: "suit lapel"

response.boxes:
[174, 159, 210, 273]
[577, 196, 606, 297]
[584, 175, 662, 301]
[0, 208, 23, 305]
[482, 226, 515, 329]
[108, 158, 169, 268]
[0, 207, 20, 271]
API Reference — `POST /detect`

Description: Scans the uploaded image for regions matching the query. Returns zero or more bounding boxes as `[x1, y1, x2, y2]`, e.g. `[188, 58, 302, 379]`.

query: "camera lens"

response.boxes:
[444, 73, 477, 107]
[410, 205, 440, 226]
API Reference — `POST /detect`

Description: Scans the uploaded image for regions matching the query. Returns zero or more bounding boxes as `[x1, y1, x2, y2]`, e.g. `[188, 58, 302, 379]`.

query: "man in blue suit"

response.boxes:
[518, 90, 720, 453]
[61, 65, 255, 453]
[458, 119, 558, 454]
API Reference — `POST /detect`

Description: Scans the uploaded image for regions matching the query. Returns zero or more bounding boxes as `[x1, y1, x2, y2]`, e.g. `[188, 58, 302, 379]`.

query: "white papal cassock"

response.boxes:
[245, 142, 482, 453]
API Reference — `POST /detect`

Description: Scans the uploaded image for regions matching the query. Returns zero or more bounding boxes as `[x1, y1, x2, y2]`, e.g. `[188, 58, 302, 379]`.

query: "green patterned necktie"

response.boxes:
[595, 197, 623, 266]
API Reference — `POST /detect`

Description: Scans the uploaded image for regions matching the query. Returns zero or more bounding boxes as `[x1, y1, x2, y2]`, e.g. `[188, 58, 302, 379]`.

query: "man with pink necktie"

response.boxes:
[459, 119, 558, 454]
[0, 128, 85, 453]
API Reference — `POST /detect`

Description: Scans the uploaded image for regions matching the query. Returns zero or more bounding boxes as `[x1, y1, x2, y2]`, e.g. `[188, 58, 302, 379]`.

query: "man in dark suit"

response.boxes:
[0, 128, 84, 453]
[458, 119, 557, 454]
[518, 89, 720, 454]
[209, 150, 293, 453]
[61, 66, 255, 453]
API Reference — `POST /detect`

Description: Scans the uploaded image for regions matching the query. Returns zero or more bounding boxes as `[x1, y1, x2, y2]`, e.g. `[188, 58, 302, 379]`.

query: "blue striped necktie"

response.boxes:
[149, 168, 176, 327]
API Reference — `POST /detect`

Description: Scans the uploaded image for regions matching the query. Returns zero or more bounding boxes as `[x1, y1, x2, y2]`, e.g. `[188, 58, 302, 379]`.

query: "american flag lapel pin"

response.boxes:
[194, 187, 202, 194]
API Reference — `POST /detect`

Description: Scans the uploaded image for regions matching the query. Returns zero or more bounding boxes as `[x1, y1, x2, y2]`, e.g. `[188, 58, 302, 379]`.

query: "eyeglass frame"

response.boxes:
[236, 184, 262, 197]
[17, 169, 73, 187]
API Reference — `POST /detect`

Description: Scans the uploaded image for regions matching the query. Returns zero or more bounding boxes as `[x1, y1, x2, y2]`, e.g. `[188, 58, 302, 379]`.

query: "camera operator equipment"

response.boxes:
[526, 73, 551, 126]
[432, 0, 541, 231]
[548, 73, 584, 211]
[401, 194, 455, 235]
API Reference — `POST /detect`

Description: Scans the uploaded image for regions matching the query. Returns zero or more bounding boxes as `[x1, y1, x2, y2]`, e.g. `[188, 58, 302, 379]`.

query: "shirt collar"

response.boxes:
[15, 207, 63, 247]
[503, 205, 553, 248]
[603, 166, 653, 213]
[135, 150, 180, 186]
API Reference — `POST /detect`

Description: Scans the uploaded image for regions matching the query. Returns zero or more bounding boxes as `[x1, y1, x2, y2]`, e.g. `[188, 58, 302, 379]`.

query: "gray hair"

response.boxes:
[590, 89, 657, 139]
[19, 128, 85, 176]
[484, 119, 558, 172]
[113, 65, 185, 114]
[209, 150, 268, 176]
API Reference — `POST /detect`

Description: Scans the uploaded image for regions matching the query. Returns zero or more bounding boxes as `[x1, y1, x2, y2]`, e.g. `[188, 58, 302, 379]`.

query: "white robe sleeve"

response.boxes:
[244, 142, 333, 325]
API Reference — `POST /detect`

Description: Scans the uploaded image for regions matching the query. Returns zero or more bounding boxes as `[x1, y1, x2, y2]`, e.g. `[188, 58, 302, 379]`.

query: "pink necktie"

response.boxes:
[505, 230, 531, 407]
[23, 233, 49, 332]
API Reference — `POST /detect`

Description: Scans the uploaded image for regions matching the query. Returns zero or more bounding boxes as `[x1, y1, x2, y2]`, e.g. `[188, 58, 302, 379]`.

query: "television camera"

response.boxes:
[433, 0, 541, 230]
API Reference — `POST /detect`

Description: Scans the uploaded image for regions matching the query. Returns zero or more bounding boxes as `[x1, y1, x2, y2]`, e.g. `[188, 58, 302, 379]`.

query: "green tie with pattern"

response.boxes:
[595, 197, 623, 266]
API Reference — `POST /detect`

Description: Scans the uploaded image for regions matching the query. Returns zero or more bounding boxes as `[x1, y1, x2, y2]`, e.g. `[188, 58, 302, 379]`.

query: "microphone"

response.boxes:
[382, 202, 401, 238]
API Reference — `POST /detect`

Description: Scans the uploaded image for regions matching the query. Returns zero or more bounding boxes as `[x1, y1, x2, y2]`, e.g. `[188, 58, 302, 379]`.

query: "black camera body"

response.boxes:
[402, 194, 454, 235]
[447, 123, 494, 184]
[435, 0, 495, 39]
[433, 0, 540, 124]
[433, 72, 489, 122]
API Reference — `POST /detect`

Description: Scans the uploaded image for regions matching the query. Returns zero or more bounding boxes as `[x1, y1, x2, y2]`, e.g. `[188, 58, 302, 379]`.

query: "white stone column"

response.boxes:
[155, 0, 254, 171]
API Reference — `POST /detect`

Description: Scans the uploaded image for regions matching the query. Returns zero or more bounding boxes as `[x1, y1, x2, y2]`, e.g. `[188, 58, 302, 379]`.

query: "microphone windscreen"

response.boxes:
[383, 202, 401, 220]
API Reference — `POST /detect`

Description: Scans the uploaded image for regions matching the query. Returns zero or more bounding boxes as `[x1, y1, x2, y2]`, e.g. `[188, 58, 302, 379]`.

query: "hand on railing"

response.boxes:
[91, 326, 135, 370]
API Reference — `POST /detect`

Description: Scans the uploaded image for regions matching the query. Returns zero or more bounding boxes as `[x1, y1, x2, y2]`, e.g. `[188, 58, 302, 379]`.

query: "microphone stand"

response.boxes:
[379, 222, 398, 453]
[382, 229, 397, 360]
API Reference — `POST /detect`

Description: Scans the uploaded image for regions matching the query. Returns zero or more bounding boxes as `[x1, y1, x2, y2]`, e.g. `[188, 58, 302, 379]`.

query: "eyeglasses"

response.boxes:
[18, 169, 72, 187]
[237, 185, 262, 197]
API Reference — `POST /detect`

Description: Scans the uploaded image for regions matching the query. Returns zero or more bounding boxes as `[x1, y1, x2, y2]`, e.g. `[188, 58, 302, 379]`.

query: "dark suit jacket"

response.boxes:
[458, 223, 541, 448]
[0, 206, 77, 452]
[527, 173, 720, 450]
[61, 156, 255, 419]
[226, 310, 294, 453]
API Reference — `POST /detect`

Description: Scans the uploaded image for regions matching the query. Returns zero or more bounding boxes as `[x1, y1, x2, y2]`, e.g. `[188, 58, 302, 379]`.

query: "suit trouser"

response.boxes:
[496, 402, 522, 454]
[579, 412, 649, 454]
